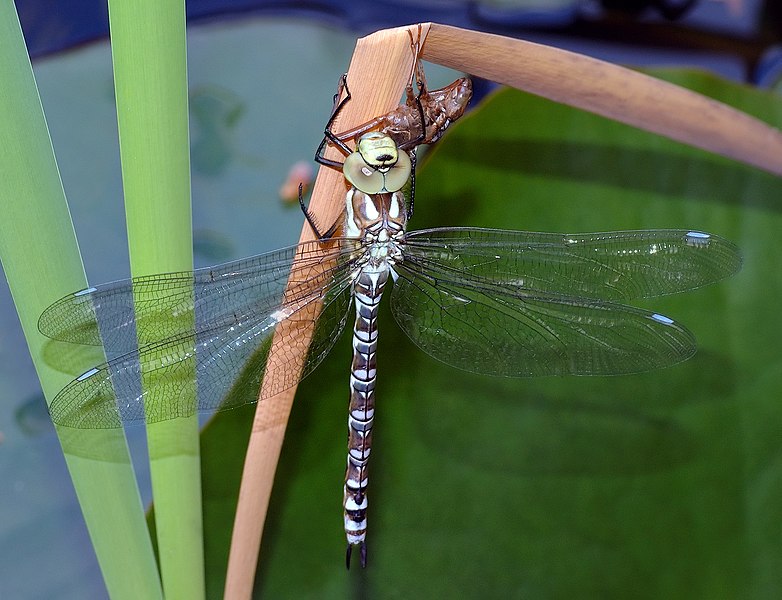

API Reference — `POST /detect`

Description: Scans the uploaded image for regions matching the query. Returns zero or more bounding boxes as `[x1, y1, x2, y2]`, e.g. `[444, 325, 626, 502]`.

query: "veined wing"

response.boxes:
[39, 238, 357, 355]
[391, 251, 697, 377]
[402, 228, 742, 301]
[47, 240, 361, 428]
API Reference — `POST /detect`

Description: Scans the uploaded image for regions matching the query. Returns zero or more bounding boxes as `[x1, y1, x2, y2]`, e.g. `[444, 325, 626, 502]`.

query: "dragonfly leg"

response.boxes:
[298, 183, 340, 240]
[406, 24, 428, 97]
[398, 26, 427, 154]
[316, 74, 354, 170]
[406, 89, 427, 151]
[413, 26, 429, 96]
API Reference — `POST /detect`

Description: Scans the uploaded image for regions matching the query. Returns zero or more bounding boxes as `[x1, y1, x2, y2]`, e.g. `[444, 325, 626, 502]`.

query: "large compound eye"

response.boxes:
[343, 151, 385, 194]
[382, 149, 411, 192]
[343, 139, 412, 194]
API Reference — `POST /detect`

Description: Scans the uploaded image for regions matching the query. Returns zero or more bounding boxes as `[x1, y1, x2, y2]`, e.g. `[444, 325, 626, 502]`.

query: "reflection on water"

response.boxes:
[190, 85, 262, 176]
[193, 228, 235, 262]
[15, 392, 52, 436]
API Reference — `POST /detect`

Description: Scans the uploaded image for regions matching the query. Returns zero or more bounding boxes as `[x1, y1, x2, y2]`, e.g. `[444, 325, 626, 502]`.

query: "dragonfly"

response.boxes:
[39, 49, 741, 569]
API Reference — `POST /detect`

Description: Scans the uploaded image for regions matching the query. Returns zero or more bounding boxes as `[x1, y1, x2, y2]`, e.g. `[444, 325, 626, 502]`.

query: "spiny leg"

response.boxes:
[298, 183, 340, 240]
[395, 26, 428, 220]
[400, 27, 428, 153]
[406, 24, 429, 98]
[315, 74, 354, 170]
[308, 74, 355, 239]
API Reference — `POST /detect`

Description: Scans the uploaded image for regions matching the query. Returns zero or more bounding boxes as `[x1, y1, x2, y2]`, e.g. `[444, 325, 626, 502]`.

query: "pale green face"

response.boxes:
[343, 132, 411, 194]
[356, 131, 399, 167]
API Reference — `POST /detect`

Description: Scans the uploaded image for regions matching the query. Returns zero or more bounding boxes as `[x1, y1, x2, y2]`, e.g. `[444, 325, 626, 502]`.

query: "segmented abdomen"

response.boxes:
[343, 268, 388, 552]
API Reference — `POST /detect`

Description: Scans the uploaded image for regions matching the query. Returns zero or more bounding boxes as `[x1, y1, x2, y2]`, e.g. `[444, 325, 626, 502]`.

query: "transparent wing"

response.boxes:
[46, 240, 361, 428]
[402, 228, 742, 300]
[392, 243, 699, 377]
[38, 239, 357, 353]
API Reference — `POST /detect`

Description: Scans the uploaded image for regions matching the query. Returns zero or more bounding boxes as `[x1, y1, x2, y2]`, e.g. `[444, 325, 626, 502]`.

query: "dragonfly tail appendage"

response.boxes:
[345, 540, 368, 570]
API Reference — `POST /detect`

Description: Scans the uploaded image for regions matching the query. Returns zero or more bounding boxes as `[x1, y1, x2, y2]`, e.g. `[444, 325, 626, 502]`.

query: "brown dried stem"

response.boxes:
[425, 23, 782, 176]
[223, 24, 426, 599]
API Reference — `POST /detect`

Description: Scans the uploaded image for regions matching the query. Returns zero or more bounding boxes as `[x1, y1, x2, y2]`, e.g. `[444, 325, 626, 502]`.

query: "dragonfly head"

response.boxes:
[343, 133, 411, 194]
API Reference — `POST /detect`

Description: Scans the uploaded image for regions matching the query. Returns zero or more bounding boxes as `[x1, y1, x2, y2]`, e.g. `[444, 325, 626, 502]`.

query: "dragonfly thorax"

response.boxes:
[346, 188, 407, 237]
[345, 188, 407, 272]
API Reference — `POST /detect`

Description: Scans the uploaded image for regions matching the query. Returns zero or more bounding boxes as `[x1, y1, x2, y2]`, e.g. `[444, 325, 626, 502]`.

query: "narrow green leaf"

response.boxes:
[0, 2, 162, 598]
[107, 0, 204, 597]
